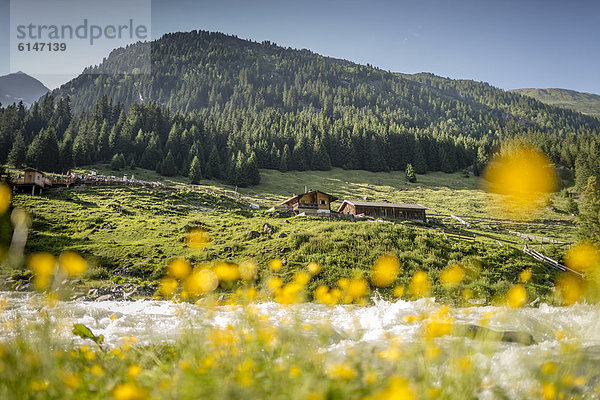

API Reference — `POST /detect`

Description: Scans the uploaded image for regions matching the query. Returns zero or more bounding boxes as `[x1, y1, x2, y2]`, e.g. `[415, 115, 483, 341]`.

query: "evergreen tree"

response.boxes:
[25, 128, 60, 172]
[205, 145, 222, 179]
[246, 152, 260, 186]
[110, 153, 123, 170]
[578, 176, 600, 244]
[7, 132, 27, 168]
[311, 137, 332, 171]
[279, 144, 290, 172]
[189, 155, 202, 184]
[161, 151, 178, 176]
[405, 163, 417, 183]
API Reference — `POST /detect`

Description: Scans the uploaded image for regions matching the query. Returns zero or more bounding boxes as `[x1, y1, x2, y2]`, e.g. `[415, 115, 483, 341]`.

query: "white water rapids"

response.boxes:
[2, 291, 600, 398]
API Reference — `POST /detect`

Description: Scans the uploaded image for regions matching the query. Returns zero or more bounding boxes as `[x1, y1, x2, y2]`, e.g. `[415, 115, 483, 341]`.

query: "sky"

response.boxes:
[1, 0, 599, 94]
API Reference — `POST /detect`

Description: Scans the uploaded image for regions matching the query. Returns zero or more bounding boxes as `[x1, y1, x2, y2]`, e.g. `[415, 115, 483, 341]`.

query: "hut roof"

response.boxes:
[278, 190, 338, 206]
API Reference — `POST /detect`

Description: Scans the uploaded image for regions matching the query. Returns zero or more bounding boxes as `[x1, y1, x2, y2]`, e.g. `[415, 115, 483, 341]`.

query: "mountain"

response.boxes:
[3, 30, 600, 186]
[0, 72, 50, 107]
[53, 31, 599, 134]
[510, 88, 600, 118]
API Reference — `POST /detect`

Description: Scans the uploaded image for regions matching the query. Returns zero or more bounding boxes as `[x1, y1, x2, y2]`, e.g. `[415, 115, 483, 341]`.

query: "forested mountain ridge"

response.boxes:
[510, 88, 600, 118]
[2, 30, 600, 188]
[54, 30, 599, 137]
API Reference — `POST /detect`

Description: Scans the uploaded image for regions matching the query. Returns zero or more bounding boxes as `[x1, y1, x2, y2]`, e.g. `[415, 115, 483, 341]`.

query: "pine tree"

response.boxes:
[279, 144, 290, 172]
[161, 151, 178, 176]
[578, 176, 600, 244]
[189, 155, 202, 184]
[205, 145, 222, 179]
[25, 128, 60, 172]
[7, 132, 27, 168]
[246, 152, 260, 185]
[110, 153, 123, 171]
[405, 163, 417, 183]
[311, 137, 332, 171]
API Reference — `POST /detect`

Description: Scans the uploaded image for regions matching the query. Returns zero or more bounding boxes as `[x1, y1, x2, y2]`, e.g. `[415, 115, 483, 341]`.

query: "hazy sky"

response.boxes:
[1, 0, 599, 94]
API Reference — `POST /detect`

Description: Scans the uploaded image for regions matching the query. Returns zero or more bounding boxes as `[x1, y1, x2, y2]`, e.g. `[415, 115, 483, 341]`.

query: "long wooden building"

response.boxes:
[337, 200, 428, 221]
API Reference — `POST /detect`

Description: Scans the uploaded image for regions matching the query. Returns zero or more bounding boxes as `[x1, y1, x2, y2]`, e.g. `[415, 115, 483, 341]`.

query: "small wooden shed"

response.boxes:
[275, 190, 338, 215]
[337, 200, 428, 221]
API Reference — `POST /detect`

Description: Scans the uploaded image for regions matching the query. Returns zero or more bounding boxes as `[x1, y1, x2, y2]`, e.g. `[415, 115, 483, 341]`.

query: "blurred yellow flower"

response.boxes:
[128, 364, 142, 379]
[267, 277, 283, 291]
[327, 363, 356, 381]
[293, 272, 311, 286]
[541, 361, 557, 375]
[506, 284, 527, 308]
[185, 228, 210, 250]
[439, 264, 465, 287]
[409, 270, 430, 297]
[371, 254, 400, 287]
[213, 262, 240, 282]
[307, 262, 321, 275]
[184, 269, 219, 295]
[541, 382, 556, 400]
[269, 258, 283, 271]
[289, 365, 301, 377]
[556, 273, 584, 306]
[375, 377, 416, 400]
[112, 383, 147, 400]
[239, 261, 257, 281]
[393, 285, 404, 298]
[425, 308, 454, 340]
[62, 373, 81, 389]
[0, 183, 11, 215]
[59, 251, 87, 276]
[91, 364, 104, 377]
[168, 258, 191, 279]
[29, 253, 56, 289]
[564, 242, 599, 272]
[483, 143, 557, 218]
[347, 278, 368, 300]
[159, 277, 178, 297]
[519, 269, 532, 283]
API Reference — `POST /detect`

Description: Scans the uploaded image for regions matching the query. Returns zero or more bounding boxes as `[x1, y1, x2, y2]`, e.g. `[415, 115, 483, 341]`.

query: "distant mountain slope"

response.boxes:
[511, 88, 600, 118]
[52, 30, 599, 140]
[0, 72, 50, 107]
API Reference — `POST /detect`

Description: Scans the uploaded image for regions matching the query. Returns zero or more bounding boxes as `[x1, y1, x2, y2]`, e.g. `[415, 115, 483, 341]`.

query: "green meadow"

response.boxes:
[3, 165, 579, 304]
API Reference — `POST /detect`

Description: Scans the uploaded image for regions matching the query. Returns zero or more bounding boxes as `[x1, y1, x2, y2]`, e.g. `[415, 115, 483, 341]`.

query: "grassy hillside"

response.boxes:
[4, 167, 579, 304]
[511, 88, 600, 118]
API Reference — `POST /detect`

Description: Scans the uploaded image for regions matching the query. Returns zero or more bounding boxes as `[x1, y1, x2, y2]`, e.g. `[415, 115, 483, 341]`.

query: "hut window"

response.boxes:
[320, 200, 326, 205]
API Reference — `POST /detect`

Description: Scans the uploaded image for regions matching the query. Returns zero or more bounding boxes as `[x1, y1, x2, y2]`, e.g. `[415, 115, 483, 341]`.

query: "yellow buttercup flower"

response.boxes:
[184, 269, 218, 295]
[29, 253, 56, 289]
[483, 142, 557, 218]
[59, 251, 87, 276]
[213, 262, 240, 282]
[159, 277, 178, 297]
[112, 383, 147, 400]
[307, 262, 321, 275]
[168, 258, 191, 279]
[269, 258, 283, 271]
[0, 183, 11, 215]
[506, 284, 527, 308]
[409, 270, 430, 297]
[371, 254, 400, 287]
[555, 273, 584, 306]
[439, 264, 465, 287]
[347, 278, 368, 300]
[239, 261, 257, 281]
[564, 242, 600, 272]
[519, 269, 532, 283]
